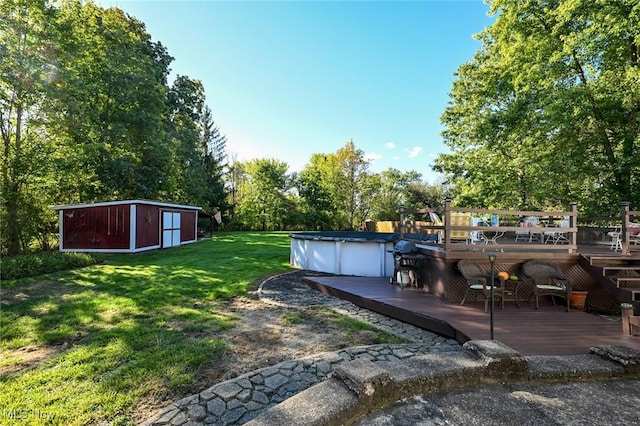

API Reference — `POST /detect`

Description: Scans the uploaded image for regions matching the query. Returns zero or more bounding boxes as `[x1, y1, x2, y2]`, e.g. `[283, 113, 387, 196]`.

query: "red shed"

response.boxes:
[52, 200, 202, 253]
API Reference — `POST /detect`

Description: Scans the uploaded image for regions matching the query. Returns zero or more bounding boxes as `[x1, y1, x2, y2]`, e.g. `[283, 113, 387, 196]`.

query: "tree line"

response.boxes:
[6, 1, 634, 256]
[0, 1, 445, 256]
[1, 0, 227, 255]
[225, 140, 447, 232]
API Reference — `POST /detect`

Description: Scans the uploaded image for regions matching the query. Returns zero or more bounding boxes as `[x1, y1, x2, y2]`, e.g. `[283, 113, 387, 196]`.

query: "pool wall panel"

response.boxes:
[290, 235, 395, 277]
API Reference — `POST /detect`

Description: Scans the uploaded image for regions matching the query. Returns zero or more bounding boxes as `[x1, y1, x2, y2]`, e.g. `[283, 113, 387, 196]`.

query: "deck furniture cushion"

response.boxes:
[522, 259, 572, 311]
[458, 259, 505, 312]
[450, 212, 473, 244]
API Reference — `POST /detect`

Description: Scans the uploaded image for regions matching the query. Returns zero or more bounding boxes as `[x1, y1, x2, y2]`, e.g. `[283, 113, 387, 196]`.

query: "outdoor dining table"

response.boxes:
[478, 229, 504, 244]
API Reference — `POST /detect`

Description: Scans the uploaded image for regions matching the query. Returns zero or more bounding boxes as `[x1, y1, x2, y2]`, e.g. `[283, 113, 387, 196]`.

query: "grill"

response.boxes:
[389, 240, 425, 287]
[393, 240, 416, 254]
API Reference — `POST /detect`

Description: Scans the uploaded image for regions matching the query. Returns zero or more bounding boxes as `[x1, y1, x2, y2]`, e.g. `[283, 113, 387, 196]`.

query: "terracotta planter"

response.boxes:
[570, 291, 588, 311]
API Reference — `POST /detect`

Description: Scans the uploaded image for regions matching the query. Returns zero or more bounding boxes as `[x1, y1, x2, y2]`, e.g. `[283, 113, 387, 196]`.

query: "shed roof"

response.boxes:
[52, 199, 202, 211]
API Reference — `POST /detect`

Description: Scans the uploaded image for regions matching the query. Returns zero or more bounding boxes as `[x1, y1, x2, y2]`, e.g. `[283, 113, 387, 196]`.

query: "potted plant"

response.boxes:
[569, 290, 588, 311]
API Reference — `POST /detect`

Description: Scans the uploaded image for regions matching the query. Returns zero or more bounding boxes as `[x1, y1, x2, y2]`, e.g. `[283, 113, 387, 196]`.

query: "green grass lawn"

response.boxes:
[0, 232, 293, 425]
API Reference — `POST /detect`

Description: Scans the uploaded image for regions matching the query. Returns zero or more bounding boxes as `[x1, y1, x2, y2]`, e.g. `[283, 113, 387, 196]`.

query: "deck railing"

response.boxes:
[398, 200, 579, 253]
[620, 201, 640, 255]
[399, 200, 640, 255]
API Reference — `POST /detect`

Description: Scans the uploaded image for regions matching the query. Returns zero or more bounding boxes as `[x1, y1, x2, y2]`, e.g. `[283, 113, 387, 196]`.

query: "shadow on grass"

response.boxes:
[0, 232, 293, 424]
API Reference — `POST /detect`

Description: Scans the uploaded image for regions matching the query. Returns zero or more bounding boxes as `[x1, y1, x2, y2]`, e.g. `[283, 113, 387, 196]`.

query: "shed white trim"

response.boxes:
[52, 199, 202, 211]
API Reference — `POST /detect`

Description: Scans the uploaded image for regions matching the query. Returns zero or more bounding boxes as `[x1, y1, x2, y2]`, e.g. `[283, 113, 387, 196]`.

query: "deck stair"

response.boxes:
[580, 255, 640, 312]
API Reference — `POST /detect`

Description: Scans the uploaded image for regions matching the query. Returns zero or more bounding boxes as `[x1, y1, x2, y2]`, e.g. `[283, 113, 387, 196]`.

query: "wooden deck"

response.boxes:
[303, 275, 640, 356]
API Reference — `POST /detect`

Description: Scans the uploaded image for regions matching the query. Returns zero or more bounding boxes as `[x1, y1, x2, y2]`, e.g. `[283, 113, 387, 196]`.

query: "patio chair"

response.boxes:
[515, 216, 540, 242]
[457, 259, 505, 312]
[609, 223, 640, 251]
[428, 211, 444, 243]
[608, 226, 622, 251]
[450, 212, 473, 244]
[543, 216, 570, 244]
[522, 260, 572, 311]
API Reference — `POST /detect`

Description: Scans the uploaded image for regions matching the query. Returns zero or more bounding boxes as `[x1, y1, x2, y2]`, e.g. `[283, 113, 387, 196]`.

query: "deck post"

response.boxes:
[621, 201, 630, 255]
[621, 303, 634, 335]
[488, 252, 497, 340]
[569, 202, 577, 253]
[399, 205, 405, 239]
[444, 198, 451, 249]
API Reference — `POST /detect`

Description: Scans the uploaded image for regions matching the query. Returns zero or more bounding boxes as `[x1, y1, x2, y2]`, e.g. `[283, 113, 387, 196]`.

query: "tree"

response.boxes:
[165, 75, 208, 204]
[224, 153, 244, 228]
[436, 0, 640, 215]
[0, 0, 58, 255]
[52, 1, 173, 201]
[366, 169, 423, 221]
[235, 159, 295, 231]
[298, 153, 340, 230]
[164, 75, 228, 220]
[403, 179, 450, 212]
[297, 141, 372, 230]
[335, 140, 370, 229]
[200, 105, 228, 222]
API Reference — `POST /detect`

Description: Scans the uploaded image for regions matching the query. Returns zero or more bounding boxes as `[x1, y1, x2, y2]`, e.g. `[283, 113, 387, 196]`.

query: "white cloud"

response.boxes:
[385, 142, 396, 149]
[406, 146, 423, 158]
[365, 152, 383, 163]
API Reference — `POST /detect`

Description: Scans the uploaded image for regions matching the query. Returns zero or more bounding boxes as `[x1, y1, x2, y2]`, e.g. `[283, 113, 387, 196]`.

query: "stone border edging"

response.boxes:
[141, 343, 462, 426]
[244, 342, 640, 426]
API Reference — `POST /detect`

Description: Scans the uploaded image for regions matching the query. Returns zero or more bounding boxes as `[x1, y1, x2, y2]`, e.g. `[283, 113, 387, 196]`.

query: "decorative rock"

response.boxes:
[236, 389, 252, 403]
[169, 411, 187, 426]
[238, 410, 260, 424]
[199, 388, 215, 401]
[221, 408, 245, 425]
[251, 391, 269, 405]
[174, 395, 198, 409]
[244, 401, 263, 412]
[237, 378, 253, 389]
[264, 373, 288, 390]
[392, 348, 414, 359]
[591, 345, 640, 370]
[186, 404, 206, 421]
[214, 382, 243, 401]
[153, 407, 179, 425]
[206, 398, 226, 417]
[248, 374, 264, 385]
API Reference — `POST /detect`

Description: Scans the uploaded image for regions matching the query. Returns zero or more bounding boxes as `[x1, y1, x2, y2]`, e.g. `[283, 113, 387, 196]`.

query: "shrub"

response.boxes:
[0, 252, 100, 280]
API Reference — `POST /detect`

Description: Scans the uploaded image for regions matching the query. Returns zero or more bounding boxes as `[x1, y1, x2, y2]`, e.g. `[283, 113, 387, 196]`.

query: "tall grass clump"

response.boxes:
[0, 251, 101, 280]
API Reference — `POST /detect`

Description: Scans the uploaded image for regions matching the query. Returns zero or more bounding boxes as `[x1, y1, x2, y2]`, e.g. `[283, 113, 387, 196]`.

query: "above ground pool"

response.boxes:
[289, 231, 398, 277]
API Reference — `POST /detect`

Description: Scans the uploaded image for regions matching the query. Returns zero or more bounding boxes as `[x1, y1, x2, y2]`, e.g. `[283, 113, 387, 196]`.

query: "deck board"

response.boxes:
[303, 276, 640, 356]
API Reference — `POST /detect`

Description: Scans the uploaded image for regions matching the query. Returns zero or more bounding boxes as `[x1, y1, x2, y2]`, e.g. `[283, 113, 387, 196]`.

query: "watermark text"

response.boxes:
[2, 409, 56, 421]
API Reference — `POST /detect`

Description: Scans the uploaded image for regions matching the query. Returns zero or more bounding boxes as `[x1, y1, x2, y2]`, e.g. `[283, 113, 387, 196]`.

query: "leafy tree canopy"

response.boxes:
[435, 0, 640, 216]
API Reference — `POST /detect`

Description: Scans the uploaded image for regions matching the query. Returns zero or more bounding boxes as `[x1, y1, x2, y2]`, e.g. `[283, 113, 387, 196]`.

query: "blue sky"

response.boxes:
[99, 0, 493, 182]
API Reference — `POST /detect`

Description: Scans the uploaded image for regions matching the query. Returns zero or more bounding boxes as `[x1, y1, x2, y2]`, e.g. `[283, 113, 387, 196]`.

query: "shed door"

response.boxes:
[162, 211, 181, 248]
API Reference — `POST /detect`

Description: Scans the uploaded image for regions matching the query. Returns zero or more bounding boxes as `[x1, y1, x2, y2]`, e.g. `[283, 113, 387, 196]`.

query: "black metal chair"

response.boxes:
[457, 259, 505, 312]
[522, 260, 572, 311]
